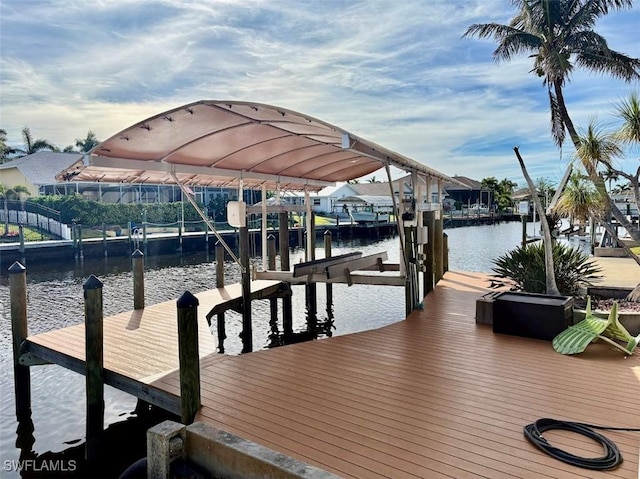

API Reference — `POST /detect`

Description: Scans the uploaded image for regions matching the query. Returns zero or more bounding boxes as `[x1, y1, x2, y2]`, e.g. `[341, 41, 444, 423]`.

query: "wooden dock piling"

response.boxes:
[324, 230, 334, 321]
[132, 249, 145, 310]
[443, 232, 449, 273]
[9, 261, 31, 422]
[215, 242, 226, 353]
[423, 211, 435, 295]
[176, 291, 201, 424]
[239, 226, 253, 353]
[434, 211, 444, 283]
[83, 274, 104, 461]
[102, 223, 107, 257]
[278, 212, 293, 340]
[267, 235, 278, 335]
[305, 214, 317, 336]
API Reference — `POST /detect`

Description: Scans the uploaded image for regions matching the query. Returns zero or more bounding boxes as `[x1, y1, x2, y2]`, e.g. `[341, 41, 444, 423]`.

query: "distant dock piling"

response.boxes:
[132, 249, 145, 310]
[324, 230, 334, 321]
[9, 261, 31, 422]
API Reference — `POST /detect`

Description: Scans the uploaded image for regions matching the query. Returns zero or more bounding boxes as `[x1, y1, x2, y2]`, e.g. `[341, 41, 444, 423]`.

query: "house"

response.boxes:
[440, 176, 484, 208]
[0, 152, 83, 197]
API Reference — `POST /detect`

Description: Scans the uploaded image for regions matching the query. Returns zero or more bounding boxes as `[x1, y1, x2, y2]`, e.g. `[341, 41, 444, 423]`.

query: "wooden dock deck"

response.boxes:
[22, 279, 288, 414]
[152, 271, 640, 479]
[21, 271, 640, 478]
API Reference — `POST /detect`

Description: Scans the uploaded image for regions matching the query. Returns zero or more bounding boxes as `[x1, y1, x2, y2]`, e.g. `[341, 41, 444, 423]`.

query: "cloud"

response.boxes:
[1, 0, 638, 185]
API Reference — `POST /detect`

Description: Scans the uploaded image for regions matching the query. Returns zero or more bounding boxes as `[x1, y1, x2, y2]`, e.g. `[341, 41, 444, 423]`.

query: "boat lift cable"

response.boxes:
[523, 418, 640, 471]
[169, 172, 242, 269]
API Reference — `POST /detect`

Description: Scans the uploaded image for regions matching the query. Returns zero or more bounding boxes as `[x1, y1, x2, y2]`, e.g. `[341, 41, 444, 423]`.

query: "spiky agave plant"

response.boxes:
[492, 242, 602, 297]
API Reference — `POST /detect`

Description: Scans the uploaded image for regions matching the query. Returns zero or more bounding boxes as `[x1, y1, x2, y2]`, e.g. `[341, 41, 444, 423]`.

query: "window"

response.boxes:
[313, 198, 321, 206]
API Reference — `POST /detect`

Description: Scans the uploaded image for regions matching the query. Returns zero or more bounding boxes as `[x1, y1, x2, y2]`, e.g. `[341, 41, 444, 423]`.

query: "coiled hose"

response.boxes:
[523, 418, 640, 471]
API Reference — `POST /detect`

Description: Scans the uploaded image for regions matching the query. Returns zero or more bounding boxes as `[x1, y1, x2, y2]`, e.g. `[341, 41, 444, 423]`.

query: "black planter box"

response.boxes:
[492, 292, 573, 341]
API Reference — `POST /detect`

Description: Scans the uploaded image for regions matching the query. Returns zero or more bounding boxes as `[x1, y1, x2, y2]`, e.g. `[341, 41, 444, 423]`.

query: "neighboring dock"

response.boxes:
[12, 269, 640, 478]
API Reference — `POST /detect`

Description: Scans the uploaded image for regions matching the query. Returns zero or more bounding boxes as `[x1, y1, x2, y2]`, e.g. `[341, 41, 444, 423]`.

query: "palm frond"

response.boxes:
[548, 89, 566, 147]
[614, 92, 640, 144]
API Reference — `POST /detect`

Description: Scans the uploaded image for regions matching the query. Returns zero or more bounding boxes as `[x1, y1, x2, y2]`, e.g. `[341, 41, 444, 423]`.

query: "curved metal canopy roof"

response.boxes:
[57, 100, 455, 192]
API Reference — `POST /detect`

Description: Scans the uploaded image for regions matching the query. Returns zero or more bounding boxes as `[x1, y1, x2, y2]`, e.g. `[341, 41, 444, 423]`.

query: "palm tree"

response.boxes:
[464, 0, 640, 150]
[554, 172, 606, 224]
[0, 184, 31, 236]
[74, 130, 100, 152]
[13, 127, 57, 156]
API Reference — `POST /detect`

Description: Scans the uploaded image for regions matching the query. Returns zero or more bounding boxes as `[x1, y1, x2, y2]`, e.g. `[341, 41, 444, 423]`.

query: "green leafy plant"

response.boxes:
[553, 297, 639, 355]
[492, 242, 602, 296]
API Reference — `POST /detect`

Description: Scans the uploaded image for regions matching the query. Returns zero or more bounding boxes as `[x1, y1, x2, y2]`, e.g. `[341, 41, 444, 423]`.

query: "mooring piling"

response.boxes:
[132, 249, 145, 310]
[83, 274, 104, 461]
[443, 232, 449, 273]
[9, 261, 31, 422]
[176, 291, 201, 424]
[215, 242, 226, 353]
[278, 212, 293, 340]
[239, 226, 253, 353]
[324, 230, 334, 321]
[267, 235, 278, 333]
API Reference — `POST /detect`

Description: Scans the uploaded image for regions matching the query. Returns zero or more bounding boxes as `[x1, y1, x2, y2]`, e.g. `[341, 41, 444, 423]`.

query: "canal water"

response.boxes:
[0, 221, 590, 477]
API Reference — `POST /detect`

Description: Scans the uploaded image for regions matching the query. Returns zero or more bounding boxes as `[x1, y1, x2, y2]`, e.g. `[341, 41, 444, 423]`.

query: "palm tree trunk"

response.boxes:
[514, 147, 561, 296]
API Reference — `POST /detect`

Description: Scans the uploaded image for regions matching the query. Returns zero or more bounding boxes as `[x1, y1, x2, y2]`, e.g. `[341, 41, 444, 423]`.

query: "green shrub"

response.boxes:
[491, 242, 602, 296]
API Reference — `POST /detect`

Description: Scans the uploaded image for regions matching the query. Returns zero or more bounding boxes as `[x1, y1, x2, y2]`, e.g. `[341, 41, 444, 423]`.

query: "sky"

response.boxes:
[1, 0, 639, 187]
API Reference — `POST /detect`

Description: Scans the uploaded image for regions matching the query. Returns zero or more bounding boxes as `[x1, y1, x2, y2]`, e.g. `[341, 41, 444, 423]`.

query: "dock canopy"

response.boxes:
[56, 100, 456, 191]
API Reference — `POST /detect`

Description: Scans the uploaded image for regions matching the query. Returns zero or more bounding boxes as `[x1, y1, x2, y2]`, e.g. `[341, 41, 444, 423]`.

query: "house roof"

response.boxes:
[441, 175, 482, 191]
[0, 152, 83, 186]
[339, 195, 394, 206]
[350, 182, 409, 196]
[55, 100, 456, 192]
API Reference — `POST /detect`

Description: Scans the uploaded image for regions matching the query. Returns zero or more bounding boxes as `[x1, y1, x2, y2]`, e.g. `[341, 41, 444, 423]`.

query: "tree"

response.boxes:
[574, 94, 640, 262]
[72, 130, 100, 153]
[553, 172, 606, 224]
[464, 0, 640, 149]
[464, 0, 640, 212]
[13, 127, 57, 156]
[0, 184, 31, 235]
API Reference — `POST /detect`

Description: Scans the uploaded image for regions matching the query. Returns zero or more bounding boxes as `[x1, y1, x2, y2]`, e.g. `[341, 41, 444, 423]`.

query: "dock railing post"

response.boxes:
[9, 261, 31, 422]
[278, 212, 293, 341]
[177, 291, 201, 424]
[324, 230, 334, 321]
[132, 249, 145, 310]
[215, 242, 226, 353]
[239, 226, 253, 353]
[84, 274, 104, 462]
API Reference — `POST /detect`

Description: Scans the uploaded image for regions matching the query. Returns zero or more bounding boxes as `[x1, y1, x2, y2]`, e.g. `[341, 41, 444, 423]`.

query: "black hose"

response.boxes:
[523, 418, 640, 471]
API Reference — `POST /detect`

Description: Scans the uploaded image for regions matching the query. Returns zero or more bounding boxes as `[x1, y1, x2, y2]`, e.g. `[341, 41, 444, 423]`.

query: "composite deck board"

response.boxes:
[151, 270, 639, 478]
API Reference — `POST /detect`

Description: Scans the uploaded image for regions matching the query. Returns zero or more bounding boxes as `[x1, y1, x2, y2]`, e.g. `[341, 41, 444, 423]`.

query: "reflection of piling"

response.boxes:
[9, 261, 31, 422]
[278, 212, 293, 340]
[102, 223, 108, 257]
[239, 226, 252, 353]
[215, 242, 226, 353]
[324, 230, 334, 321]
[177, 291, 201, 424]
[84, 274, 104, 461]
[18, 224, 25, 256]
[132, 249, 145, 310]
[78, 224, 84, 260]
